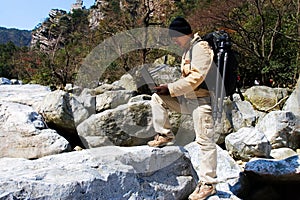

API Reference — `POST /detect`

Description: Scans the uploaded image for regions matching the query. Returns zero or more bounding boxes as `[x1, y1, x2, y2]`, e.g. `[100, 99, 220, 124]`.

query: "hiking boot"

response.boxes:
[188, 182, 216, 200]
[147, 133, 175, 147]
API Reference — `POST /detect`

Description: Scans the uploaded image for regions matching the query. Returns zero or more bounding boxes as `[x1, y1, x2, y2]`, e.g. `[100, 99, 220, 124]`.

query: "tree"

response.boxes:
[0, 42, 18, 78]
[30, 9, 92, 87]
[49, 9, 92, 87]
[189, 0, 299, 87]
[92, 0, 179, 84]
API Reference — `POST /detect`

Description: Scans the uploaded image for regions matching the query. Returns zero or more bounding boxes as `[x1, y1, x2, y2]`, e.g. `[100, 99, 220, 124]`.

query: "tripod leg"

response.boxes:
[237, 86, 245, 101]
[217, 51, 228, 123]
[213, 53, 222, 122]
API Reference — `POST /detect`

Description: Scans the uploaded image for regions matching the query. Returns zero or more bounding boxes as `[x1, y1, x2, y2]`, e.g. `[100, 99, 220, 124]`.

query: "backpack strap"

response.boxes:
[188, 37, 203, 63]
[188, 38, 213, 90]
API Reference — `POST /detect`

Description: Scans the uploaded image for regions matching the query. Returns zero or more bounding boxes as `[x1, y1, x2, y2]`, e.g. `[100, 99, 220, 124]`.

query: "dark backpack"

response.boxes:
[190, 30, 244, 121]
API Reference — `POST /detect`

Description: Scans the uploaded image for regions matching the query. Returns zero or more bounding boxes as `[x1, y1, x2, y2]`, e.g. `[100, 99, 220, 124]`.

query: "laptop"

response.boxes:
[140, 66, 158, 93]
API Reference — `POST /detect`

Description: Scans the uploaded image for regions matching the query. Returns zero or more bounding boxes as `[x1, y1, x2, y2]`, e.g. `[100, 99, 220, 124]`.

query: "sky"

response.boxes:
[0, 0, 95, 30]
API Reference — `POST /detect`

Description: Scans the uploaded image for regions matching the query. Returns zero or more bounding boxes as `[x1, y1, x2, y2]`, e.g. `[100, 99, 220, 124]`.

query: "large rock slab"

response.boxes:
[36, 90, 77, 131]
[244, 86, 288, 112]
[283, 77, 300, 116]
[112, 73, 137, 91]
[0, 102, 70, 159]
[0, 129, 70, 159]
[36, 90, 93, 131]
[225, 127, 271, 161]
[0, 84, 51, 106]
[185, 142, 243, 199]
[96, 90, 134, 112]
[77, 101, 155, 148]
[256, 111, 300, 149]
[231, 100, 257, 131]
[245, 155, 300, 182]
[242, 155, 300, 200]
[270, 148, 297, 160]
[0, 146, 195, 200]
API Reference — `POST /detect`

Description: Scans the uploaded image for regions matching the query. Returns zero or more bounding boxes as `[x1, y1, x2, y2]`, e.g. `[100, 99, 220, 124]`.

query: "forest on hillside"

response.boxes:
[0, 0, 299, 89]
[0, 27, 31, 47]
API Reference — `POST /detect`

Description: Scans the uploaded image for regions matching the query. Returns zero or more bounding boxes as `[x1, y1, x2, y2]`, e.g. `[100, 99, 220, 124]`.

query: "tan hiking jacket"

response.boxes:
[168, 33, 214, 99]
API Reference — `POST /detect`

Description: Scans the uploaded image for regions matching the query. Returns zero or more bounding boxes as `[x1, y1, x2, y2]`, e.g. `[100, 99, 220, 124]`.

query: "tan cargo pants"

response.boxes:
[151, 93, 217, 184]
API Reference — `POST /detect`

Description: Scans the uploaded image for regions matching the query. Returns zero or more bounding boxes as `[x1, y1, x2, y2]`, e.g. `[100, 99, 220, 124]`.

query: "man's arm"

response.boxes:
[168, 42, 213, 97]
[154, 84, 170, 95]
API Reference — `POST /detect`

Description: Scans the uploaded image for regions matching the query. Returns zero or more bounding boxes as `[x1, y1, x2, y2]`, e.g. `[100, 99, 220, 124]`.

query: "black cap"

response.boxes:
[169, 17, 192, 37]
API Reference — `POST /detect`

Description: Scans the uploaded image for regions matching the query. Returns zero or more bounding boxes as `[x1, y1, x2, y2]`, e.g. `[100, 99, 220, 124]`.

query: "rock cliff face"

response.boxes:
[30, 1, 105, 51]
[30, 0, 177, 51]
[31, 9, 68, 52]
[29, 0, 108, 51]
[88, 0, 105, 29]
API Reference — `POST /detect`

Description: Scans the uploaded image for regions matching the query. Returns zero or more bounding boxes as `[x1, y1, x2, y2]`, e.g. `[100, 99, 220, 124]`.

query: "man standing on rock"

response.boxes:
[147, 17, 218, 200]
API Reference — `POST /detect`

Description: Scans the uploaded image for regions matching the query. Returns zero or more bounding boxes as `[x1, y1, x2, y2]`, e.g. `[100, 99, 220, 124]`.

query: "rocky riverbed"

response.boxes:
[0, 71, 299, 199]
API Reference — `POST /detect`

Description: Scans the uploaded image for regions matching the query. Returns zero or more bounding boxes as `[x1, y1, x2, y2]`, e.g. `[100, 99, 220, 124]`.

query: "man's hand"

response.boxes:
[154, 84, 170, 95]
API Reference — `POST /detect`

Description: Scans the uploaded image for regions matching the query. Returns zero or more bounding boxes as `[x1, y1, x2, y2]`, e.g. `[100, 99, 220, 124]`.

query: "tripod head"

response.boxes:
[214, 30, 232, 51]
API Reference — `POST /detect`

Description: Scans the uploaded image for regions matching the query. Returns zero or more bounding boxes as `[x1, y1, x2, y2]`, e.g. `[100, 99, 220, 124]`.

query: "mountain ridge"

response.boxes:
[0, 26, 32, 47]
